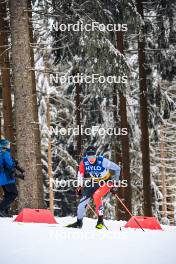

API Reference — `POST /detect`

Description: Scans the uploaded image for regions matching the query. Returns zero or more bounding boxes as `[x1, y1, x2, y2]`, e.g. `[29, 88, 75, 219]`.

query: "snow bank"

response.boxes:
[0, 217, 176, 264]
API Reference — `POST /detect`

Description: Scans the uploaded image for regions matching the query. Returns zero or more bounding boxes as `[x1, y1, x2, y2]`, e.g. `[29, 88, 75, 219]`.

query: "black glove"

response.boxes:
[110, 187, 118, 195]
[14, 160, 25, 174]
[11, 170, 25, 180]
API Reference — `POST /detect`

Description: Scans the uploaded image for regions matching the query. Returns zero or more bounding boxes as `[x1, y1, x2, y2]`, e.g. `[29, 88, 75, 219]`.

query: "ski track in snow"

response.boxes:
[1, 216, 176, 264]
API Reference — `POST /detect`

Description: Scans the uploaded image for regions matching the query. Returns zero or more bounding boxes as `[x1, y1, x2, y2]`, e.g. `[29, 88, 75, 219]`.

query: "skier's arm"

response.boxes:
[77, 160, 85, 186]
[102, 157, 120, 181]
[3, 150, 15, 171]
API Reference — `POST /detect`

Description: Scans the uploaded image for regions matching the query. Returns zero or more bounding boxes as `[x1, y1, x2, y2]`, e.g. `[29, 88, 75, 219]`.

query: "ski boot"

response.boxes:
[66, 219, 83, 228]
[96, 216, 105, 229]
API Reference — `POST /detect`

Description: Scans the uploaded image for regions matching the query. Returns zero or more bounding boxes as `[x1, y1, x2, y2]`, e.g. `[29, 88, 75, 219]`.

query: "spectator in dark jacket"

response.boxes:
[0, 139, 18, 217]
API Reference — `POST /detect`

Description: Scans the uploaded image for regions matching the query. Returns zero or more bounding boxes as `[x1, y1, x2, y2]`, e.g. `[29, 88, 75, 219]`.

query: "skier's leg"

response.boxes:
[66, 194, 90, 228]
[77, 183, 99, 220]
[93, 183, 111, 216]
[66, 184, 99, 228]
[93, 183, 112, 229]
[0, 184, 18, 212]
[77, 196, 91, 220]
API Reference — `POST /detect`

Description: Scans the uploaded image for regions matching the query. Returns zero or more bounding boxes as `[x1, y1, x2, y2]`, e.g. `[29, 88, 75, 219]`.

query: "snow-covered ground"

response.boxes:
[1, 216, 176, 264]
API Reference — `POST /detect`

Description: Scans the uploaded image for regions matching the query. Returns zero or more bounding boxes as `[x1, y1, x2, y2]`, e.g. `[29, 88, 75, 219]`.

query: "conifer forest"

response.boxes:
[0, 0, 176, 226]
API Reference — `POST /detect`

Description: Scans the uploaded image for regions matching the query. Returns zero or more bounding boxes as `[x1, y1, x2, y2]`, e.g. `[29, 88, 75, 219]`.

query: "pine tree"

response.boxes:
[9, 0, 42, 209]
[0, 0, 14, 153]
[28, 0, 44, 209]
[116, 30, 132, 220]
[136, 0, 152, 216]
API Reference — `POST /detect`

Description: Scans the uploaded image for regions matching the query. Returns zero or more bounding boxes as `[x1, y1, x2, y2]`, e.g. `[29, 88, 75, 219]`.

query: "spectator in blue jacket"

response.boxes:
[0, 139, 18, 217]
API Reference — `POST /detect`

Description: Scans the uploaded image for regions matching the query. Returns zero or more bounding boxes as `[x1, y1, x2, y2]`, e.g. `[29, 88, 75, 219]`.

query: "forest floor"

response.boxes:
[0, 216, 176, 264]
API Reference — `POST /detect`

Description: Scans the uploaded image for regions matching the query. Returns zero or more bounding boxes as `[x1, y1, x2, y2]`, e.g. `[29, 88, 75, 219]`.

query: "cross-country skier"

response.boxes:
[67, 146, 121, 229]
[0, 139, 18, 217]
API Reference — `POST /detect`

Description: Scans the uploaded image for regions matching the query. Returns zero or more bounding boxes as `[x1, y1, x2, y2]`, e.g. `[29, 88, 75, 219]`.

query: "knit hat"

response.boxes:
[0, 139, 10, 149]
[86, 146, 97, 156]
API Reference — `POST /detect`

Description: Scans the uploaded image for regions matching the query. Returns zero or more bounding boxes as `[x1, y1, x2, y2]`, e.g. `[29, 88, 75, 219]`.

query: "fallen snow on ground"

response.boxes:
[0, 216, 176, 264]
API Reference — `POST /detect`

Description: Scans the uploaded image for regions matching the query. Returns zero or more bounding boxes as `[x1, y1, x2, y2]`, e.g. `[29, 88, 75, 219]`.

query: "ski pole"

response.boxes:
[87, 203, 109, 231]
[114, 194, 145, 232]
[87, 203, 97, 216]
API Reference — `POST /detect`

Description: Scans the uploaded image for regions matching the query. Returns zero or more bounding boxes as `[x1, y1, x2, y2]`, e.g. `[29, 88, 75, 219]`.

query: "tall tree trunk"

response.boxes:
[0, 1, 19, 215]
[73, 66, 82, 161]
[160, 125, 167, 222]
[112, 83, 124, 220]
[0, 0, 15, 155]
[75, 82, 81, 159]
[47, 96, 54, 214]
[136, 0, 152, 216]
[9, 0, 40, 209]
[27, 0, 44, 208]
[116, 31, 132, 220]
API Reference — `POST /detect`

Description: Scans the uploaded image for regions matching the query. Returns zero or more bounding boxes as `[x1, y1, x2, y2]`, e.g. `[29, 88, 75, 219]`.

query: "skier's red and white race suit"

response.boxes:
[77, 155, 120, 219]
